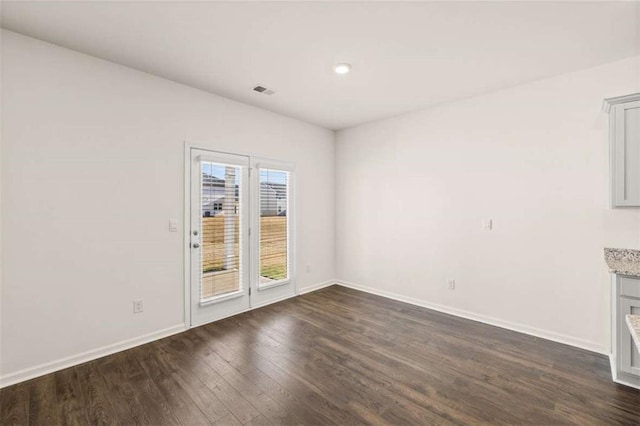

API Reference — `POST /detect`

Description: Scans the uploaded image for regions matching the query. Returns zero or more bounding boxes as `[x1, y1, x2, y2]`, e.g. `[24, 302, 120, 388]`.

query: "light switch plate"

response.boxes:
[169, 219, 178, 232]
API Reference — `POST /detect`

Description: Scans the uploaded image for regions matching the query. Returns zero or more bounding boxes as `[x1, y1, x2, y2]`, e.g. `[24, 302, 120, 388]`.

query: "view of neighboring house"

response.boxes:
[201, 173, 232, 217]
[260, 181, 287, 216]
[202, 172, 286, 217]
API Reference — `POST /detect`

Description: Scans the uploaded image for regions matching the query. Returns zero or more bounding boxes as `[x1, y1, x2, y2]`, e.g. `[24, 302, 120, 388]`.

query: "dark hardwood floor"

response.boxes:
[2, 285, 639, 425]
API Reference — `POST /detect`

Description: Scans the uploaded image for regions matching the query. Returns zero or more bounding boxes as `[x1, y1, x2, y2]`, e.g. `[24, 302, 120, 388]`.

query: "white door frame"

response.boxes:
[183, 141, 297, 328]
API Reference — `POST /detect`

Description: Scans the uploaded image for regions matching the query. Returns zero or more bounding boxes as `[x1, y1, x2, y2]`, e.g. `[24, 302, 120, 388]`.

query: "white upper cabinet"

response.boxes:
[604, 93, 640, 208]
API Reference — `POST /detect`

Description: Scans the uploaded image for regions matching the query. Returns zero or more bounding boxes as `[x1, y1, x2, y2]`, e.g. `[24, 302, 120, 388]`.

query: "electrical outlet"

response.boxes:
[448, 280, 456, 290]
[133, 299, 143, 313]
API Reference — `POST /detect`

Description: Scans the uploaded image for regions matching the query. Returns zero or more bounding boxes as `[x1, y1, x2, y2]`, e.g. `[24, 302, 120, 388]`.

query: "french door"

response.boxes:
[187, 147, 295, 326]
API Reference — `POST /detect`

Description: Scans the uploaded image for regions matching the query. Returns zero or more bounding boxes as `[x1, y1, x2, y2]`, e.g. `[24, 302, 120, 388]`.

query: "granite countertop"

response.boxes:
[604, 248, 640, 278]
[626, 315, 640, 352]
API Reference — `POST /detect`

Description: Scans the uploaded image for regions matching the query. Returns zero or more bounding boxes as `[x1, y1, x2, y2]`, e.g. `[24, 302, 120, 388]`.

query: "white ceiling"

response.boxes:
[2, 1, 639, 130]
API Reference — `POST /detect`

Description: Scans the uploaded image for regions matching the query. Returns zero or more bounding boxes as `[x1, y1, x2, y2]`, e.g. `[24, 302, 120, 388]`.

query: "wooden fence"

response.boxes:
[201, 216, 287, 279]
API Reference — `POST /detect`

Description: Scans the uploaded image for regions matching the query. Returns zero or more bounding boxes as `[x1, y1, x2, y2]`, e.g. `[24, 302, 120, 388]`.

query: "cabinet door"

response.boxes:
[618, 297, 640, 376]
[613, 101, 640, 207]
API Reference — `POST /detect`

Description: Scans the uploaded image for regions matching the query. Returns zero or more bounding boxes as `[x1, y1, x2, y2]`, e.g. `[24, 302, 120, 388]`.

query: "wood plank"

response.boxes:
[75, 361, 118, 425]
[136, 343, 212, 426]
[120, 350, 181, 425]
[153, 343, 231, 423]
[204, 376, 261, 424]
[0, 382, 29, 426]
[242, 368, 334, 426]
[55, 367, 90, 426]
[220, 368, 306, 425]
[28, 375, 61, 426]
[96, 353, 152, 425]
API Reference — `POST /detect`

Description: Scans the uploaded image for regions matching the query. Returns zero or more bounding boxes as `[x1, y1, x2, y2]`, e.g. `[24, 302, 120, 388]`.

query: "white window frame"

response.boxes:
[250, 157, 296, 292]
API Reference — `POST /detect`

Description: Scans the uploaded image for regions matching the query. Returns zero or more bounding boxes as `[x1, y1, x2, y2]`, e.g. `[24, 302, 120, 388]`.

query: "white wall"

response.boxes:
[0, 31, 335, 382]
[336, 55, 640, 353]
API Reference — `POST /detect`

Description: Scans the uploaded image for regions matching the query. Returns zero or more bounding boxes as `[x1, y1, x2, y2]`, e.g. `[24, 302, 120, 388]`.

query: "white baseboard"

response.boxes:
[298, 279, 337, 295]
[0, 279, 339, 388]
[609, 353, 617, 380]
[1, 277, 606, 388]
[336, 279, 607, 355]
[0, 324, 186, 389]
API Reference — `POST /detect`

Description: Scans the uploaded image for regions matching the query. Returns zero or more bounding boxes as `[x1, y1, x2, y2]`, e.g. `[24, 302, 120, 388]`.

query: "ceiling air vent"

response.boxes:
[253, 85, 275, 95]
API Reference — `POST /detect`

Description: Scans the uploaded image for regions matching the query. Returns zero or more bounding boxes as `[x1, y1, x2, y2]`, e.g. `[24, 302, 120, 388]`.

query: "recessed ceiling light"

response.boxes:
[334, 63, 351, 75]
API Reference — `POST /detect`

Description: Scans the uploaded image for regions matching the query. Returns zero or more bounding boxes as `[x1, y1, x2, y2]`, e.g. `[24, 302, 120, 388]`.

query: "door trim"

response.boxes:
[183, 141, 298, 328]
[183, 142, 191, 327]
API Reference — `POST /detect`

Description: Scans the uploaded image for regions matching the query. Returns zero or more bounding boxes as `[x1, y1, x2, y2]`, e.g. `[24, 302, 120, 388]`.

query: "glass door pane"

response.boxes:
[200, 161, 242, 301]
[259, 169, 290, 286]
